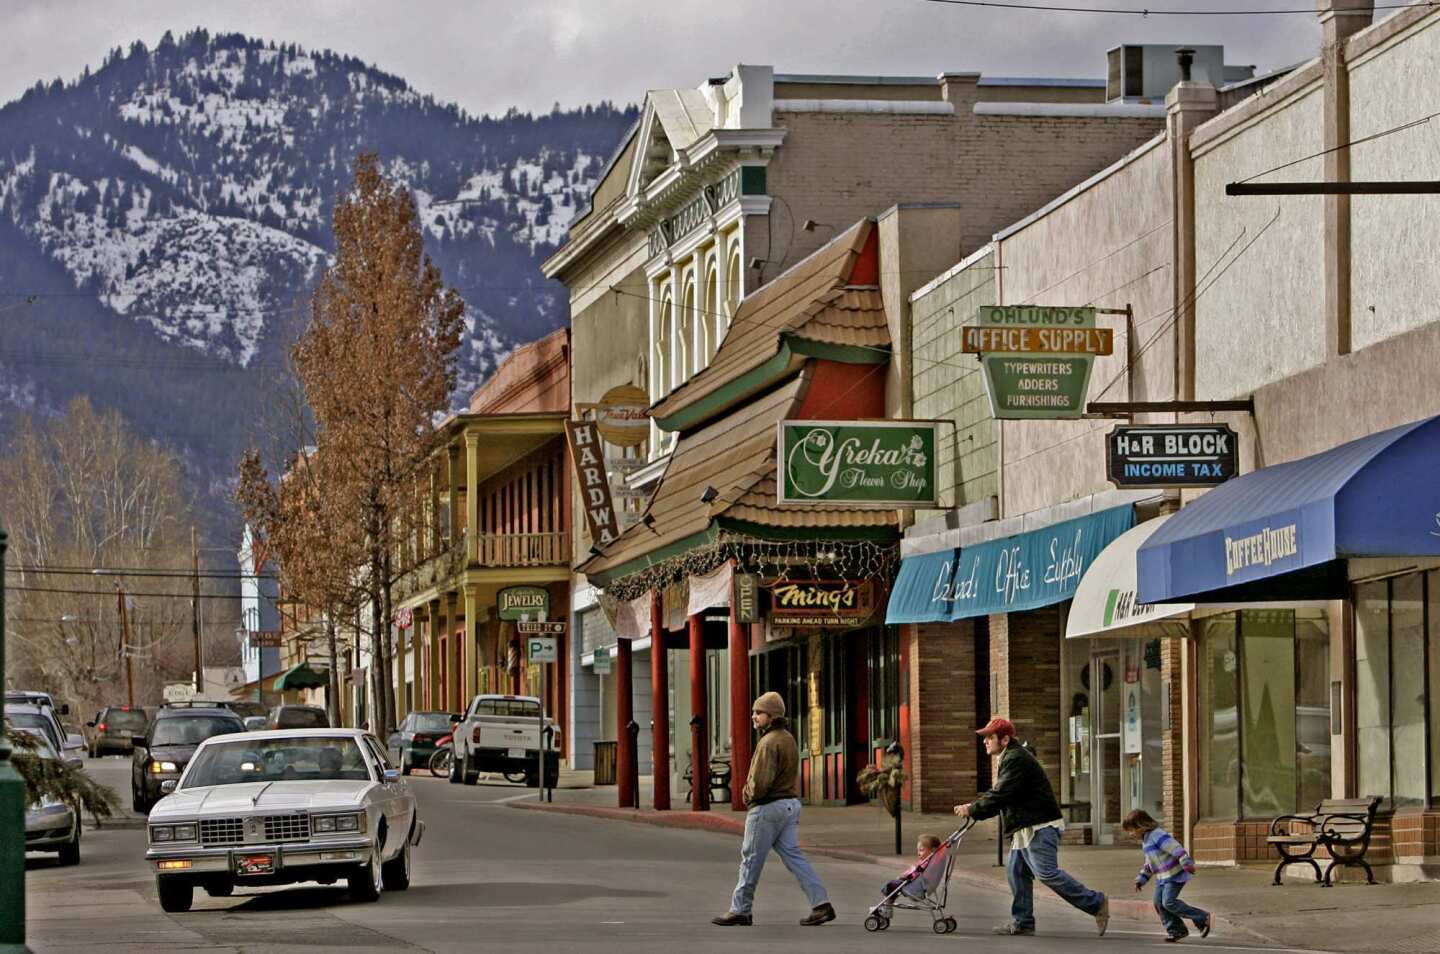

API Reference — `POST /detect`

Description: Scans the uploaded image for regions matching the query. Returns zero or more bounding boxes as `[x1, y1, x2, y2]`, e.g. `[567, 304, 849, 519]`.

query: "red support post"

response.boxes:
[689, 612, 709, 811]
[616, 636, 635, 810]
[651, 592, 670, 811]
[728, 591, 751, 812]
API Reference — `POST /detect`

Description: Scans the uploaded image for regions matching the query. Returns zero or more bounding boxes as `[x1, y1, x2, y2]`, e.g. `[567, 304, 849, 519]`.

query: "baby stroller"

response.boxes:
[864, 817, 976, 934]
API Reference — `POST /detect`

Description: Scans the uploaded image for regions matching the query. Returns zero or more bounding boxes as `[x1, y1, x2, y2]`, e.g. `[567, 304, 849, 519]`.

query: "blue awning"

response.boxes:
[885, 549, 958, 623]
[942, 505, 1135, 621]
[1137, 414, 1440, 604]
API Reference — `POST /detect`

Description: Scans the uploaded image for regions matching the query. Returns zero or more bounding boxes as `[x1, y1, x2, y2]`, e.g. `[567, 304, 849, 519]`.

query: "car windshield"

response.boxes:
[474, 699, 539, 718]
[184, 737, 372, 787]
[276, 708, 328, 728]
[151, 716, 241, 746]
[413, 713, 453, 733]
[8, 713, 60, 748]
[104, 709, 148, 729]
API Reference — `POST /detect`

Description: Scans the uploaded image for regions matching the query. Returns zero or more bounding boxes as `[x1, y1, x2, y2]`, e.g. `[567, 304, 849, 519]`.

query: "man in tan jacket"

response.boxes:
[712, 691, 835, 927]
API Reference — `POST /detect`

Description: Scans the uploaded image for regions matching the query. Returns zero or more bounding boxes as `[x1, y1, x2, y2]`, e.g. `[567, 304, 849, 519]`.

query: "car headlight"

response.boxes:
[150, 825, 174, 843]
[314, 815, 336, 833]
[172, 823, 197, 842]
[335, 813, 361, 832]
[315, 812, 364, 834]
[150, 760, 178, 774]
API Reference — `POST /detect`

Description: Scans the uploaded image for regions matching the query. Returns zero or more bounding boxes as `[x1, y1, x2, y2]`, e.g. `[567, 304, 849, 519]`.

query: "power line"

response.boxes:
[8, 565, 274, 580]
[919, 0, 1432, 15]
[1235, 107, 1440, 185]
[7, 584, 247, 601]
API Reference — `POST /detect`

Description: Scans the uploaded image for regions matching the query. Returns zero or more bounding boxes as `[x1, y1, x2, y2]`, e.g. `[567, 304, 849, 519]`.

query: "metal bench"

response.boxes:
[1267, 796, 1381, 887]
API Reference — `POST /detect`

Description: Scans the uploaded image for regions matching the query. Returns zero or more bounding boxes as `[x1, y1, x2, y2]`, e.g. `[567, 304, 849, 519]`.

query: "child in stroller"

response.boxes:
[865, 818, 975, 934]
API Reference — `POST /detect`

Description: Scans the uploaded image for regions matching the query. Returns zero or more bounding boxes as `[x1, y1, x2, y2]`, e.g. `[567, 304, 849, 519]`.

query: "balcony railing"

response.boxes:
[477, 531, 568, 568]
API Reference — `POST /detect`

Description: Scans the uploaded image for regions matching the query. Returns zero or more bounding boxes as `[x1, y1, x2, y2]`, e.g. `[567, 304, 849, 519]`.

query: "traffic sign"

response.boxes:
[972, 305, 1102, 420]
[593, 645, 611, 674]
[516, 620, 566, 635]
[526, 636, 558, 663]
[1106, 424, 1239, 488]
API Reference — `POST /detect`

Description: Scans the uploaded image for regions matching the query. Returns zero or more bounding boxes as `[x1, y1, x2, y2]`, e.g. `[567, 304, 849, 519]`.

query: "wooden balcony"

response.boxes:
[476, 531, 568, 568]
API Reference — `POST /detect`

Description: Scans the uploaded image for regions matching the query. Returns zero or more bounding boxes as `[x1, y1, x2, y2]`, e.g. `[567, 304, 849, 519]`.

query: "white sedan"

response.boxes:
[144, 728, 423, 912]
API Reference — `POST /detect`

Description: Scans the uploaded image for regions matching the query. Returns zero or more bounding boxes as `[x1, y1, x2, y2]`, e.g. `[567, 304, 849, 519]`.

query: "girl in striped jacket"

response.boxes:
[1122, 809, 1212, 943]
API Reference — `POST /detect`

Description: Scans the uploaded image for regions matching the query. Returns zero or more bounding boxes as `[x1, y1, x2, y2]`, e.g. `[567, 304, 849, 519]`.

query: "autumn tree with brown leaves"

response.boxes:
[239, 153, 464, 737]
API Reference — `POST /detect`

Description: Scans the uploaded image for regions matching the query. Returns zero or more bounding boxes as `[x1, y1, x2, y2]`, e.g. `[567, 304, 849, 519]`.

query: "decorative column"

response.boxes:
[428, 599, 442, 710]
[464, 430, 480, 564]
[651, 591, 671, 810]
[447, 445, 462, 549]
[689, 612, 709, 811]
[728, 588, 752, 811]
[616, 636, 636, 809]
[396, 618, 408, 721]
[463, 585, 480, 704]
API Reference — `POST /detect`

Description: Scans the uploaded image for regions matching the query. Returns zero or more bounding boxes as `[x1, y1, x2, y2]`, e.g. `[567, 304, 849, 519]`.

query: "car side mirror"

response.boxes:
[383, 768, 401, 783]
[66, 756, 83, 770]
[448, 713, 462, 724]
[132, 735, 147, 749]
[58, 704, 70, 716]
[160, 780, 177, 794]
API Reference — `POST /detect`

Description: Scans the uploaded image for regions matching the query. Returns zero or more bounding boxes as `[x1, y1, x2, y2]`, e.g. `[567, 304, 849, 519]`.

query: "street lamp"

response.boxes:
[1, 520, 30, 947]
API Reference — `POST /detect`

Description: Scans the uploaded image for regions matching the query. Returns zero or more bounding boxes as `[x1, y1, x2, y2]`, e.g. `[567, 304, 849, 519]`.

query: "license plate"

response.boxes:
[236, 854, 275, 876]
[507, 747, 526, 759]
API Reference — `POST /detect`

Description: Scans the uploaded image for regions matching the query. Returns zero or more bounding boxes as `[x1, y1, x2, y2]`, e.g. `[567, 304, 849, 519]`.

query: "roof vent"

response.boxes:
[1105, 44, 1250, 102]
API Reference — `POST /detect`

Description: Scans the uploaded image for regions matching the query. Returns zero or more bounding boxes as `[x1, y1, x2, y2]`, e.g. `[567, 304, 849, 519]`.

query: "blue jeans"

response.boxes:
[1153, 879, 1208, 938]
[1006, 826, 1105, 930]
[729, 798, 829, 915]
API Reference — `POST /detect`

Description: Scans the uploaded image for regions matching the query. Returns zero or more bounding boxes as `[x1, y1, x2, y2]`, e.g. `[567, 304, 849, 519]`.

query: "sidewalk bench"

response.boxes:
[1267, 796, 1381, 887]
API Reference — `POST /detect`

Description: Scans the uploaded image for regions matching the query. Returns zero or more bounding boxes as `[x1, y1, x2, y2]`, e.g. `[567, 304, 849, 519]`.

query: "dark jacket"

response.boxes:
[966, 741, 1063, 837]
[743, 718, 800, 807]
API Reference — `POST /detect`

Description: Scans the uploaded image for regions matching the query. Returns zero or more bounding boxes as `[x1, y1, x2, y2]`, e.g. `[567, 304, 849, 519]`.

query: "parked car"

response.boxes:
[449, 694, 559, 788]
[5, 703, 86, 760]
[224, 700, 268, 722]
[22, 734, 82, 865]
[268, 705, 329, 730]
[144, 728, 422, 912]
[131, 704, 245, 813]
[387, 711, 458, 775]
[242, 716, 268, 731]
[84, 706, 149, 757]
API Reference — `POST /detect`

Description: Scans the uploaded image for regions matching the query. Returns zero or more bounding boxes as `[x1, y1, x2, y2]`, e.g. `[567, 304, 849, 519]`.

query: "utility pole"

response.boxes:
[191, 526, 202, 695]
[117, 583, 135, 708]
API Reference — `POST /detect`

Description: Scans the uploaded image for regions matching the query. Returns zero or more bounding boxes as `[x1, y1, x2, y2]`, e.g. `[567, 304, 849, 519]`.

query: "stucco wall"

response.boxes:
[1191, 82, 1325, 400]
[911, 248, 1000, 520]
[996, 138, 1174, 517]
[1348, 11, 1440, 352]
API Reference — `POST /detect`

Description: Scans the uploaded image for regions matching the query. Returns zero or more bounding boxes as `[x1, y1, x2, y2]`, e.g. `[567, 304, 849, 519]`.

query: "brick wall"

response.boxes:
[1392, 810, 1440, 861]
[987, 607, 1063, 794]
[908, 621, 980, 812]
[1160, 638, 1185, 830]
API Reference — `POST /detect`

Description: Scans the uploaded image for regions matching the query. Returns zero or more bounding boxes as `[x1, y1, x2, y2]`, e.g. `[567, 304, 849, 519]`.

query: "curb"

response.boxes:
[508, 801, 1159, 923]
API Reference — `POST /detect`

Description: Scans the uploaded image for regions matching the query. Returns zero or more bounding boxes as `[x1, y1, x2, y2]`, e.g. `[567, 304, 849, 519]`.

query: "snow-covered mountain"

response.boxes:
[0, 29, 634, 503]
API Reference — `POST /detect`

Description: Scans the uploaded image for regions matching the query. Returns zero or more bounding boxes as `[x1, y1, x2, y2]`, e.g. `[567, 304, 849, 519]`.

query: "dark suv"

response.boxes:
[130, 703, 243, 812]
[266, 705, 329, 729]
[86, 705, 149, 757]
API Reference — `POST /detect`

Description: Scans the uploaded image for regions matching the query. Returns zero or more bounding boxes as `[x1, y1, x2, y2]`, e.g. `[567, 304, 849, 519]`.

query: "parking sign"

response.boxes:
[527, 636, 557, 663]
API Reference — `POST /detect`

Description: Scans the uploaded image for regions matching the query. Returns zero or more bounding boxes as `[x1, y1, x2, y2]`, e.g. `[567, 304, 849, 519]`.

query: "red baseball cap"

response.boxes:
[977, 717, 1015, 738]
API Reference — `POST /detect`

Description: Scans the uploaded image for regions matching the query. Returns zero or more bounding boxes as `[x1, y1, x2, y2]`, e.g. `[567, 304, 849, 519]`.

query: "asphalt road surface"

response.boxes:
[21, 756, 1335, 954]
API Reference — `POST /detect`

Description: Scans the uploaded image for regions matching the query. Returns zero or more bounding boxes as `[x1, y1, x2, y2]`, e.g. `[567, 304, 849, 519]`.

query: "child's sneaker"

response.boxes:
[1164, 932, 1190, 943]
[1197, 917, 1212, 938]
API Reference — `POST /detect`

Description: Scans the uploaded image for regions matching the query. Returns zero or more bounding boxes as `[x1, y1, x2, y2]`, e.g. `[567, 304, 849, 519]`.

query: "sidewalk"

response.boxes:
[514, 775, 1440, 953]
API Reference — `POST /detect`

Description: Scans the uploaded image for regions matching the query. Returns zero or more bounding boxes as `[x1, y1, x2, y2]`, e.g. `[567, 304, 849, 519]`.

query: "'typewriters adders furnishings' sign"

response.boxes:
[777, 421, 937, 508]
[767, 579, 876, 627]
[966, 305, 1103, 420]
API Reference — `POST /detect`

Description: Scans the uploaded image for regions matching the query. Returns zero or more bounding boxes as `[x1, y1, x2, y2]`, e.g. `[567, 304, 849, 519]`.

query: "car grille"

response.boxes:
[200, 817, 244, 846]
[263, 814, 310, 842]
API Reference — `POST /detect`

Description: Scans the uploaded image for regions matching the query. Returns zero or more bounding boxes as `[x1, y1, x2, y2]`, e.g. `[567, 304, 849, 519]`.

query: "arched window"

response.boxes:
[688, 277, 707, 376]
[705, 256, 723, 361]
[725, 247, 742, 332]
[656, 292, 673, 399]
[678, 276, 695, 384]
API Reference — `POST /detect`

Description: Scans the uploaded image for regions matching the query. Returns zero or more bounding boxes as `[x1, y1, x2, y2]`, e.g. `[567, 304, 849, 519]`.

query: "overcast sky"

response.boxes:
[3, 1, 1381, 117]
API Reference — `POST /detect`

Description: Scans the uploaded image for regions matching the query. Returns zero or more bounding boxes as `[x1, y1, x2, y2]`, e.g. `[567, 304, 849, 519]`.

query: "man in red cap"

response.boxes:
[955, 717, 1108, 938]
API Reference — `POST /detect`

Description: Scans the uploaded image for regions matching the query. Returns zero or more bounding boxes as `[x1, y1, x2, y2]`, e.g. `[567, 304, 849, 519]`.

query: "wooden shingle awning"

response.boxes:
[579, 366, 893, 584]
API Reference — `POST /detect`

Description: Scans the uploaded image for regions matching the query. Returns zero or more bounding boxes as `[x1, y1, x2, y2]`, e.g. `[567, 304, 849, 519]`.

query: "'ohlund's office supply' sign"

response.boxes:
[777, 421, 937, 508]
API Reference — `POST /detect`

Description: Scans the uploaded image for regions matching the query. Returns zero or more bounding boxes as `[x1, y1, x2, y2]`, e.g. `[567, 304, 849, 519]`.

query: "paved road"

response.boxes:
[21, 756, 1333, 954]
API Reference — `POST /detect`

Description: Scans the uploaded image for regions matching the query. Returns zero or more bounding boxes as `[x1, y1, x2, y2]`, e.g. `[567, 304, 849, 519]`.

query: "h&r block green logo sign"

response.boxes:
[777, 420, 938, 508]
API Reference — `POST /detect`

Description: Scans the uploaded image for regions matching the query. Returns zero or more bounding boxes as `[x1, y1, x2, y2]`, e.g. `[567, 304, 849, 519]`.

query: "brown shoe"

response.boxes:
[711, 912, 752, 926]
[799, 903, 836, 926]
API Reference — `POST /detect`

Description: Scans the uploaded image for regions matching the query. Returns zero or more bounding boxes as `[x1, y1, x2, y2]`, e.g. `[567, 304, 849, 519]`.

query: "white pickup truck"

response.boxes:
[448, 694, 559, 788]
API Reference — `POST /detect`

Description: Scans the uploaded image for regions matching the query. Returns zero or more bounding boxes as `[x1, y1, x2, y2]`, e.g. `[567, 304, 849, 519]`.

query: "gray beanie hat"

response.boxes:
[752, 691, 785, 718]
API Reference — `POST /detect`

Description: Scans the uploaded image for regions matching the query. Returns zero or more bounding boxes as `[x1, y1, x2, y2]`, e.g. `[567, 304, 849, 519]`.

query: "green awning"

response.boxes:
[274, 663, 328, 691]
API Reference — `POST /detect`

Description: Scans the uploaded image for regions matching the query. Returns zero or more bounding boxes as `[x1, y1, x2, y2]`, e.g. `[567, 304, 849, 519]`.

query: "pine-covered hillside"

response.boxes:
[0, 29, 635, 529]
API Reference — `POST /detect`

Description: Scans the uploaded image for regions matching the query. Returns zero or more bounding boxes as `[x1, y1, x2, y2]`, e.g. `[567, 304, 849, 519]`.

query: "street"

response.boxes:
[21, 757, 1335, 954]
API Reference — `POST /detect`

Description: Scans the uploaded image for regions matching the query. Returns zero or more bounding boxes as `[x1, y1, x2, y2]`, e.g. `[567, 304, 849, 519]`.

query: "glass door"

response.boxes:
[1089, 649, 1122, 844]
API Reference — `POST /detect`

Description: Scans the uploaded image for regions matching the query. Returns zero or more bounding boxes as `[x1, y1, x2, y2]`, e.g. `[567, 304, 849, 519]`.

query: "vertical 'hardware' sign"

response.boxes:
[566, 420, 621, 548]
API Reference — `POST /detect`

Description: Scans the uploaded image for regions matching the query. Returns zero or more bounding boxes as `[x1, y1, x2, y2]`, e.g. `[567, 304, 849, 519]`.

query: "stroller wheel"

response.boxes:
[878, 916, 890, 931]
[864, 915, 882, 933]
[933, 918, 950, 935]
[944, 917, 958, 933]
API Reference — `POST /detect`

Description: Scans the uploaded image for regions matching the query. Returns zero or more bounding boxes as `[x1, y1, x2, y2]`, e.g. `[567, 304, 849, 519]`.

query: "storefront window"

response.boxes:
[1198, 610, 1329, 819]
[1353, 572, 1440, 810]
[867, 629, 901, 744]
[1198, 615, 1239, 820]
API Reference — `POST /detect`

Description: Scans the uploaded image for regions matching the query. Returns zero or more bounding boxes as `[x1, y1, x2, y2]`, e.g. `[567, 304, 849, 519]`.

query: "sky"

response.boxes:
[0, 1, 1385, 117]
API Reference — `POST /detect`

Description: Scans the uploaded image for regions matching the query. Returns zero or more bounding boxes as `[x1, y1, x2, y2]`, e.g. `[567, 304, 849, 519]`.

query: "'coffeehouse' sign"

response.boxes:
[768, 579, 875, 627]
[777, 420, 937, 508]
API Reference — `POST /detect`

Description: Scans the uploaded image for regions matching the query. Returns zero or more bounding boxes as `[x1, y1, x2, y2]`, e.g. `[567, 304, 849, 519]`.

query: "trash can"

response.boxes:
[593, 739, 618, 785]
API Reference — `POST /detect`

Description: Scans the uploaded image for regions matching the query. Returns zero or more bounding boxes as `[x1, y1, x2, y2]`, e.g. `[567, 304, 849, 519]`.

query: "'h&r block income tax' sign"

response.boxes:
[965, 305, 1103, 419]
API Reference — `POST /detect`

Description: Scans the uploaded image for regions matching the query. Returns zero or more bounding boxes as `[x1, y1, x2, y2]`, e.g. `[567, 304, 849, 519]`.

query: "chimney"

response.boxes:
[1175, 48, 1195, 83]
